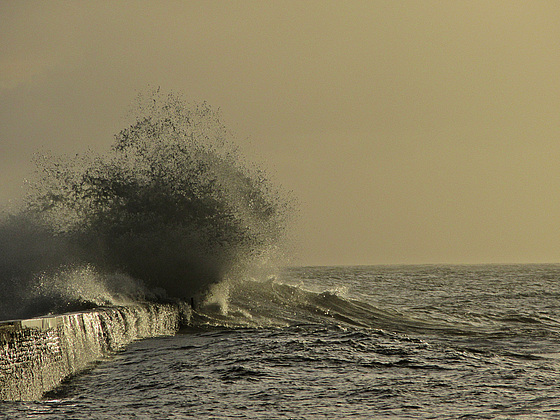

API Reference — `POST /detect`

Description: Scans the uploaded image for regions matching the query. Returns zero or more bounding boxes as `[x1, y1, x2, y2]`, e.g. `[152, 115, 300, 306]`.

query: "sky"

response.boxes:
[1, 1, 560, 266]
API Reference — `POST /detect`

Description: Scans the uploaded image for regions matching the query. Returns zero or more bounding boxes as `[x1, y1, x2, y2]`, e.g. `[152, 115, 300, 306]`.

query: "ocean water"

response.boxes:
[3, 264, 560, 419]
[2, 94, 559, 418]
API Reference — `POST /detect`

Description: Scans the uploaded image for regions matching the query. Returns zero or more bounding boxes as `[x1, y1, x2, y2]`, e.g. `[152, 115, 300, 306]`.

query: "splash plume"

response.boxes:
[0, 90, 290, 319]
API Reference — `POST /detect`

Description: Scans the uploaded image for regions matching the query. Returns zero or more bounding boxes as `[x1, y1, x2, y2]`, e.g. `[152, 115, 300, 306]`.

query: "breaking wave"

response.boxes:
[188, 276, 464, 334]
[0, 90, 291, 320]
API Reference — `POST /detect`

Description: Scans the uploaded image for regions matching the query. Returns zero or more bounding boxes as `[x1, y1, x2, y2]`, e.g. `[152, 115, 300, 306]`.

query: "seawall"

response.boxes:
[0, 303, 184, 401]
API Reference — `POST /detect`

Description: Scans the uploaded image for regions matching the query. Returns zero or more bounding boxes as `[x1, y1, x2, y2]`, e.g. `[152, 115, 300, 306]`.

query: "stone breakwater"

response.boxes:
[0, 304, 184, 401]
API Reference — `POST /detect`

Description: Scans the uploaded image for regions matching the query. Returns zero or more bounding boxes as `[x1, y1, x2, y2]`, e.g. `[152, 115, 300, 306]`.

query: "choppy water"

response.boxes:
[3, 264, 560, 419]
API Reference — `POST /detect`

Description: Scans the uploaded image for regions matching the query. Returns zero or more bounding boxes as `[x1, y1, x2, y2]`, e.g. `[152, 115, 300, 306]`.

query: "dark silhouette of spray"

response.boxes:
[0, 90, 291, 320]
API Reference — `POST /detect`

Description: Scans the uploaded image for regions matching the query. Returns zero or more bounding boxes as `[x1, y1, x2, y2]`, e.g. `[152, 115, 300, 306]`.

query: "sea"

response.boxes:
[2, 264, 560, 419]
[2, 97, 560, 418]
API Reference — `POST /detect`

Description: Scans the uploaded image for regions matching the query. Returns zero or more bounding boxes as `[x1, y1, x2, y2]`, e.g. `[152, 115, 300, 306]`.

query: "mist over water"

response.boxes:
[0, 90, 291, 320]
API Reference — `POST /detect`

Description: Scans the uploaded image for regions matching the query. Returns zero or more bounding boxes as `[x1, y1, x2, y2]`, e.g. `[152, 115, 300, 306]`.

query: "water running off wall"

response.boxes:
[0, 303, 186, 401]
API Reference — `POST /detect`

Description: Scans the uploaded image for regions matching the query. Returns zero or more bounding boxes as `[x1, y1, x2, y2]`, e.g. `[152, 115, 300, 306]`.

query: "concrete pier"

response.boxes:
[0, 304, 183, 401]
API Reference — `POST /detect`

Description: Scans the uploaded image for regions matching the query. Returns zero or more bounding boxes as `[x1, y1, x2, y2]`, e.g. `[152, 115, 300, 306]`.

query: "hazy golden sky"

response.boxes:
[2, 1, 560, 265]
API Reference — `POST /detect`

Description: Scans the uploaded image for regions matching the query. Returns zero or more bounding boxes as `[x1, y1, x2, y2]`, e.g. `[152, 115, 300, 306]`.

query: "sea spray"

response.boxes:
[0, 90, 291, 320]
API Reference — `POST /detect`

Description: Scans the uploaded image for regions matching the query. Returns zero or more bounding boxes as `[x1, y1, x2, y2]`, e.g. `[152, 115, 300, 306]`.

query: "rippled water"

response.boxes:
[3, 265, 560, 419]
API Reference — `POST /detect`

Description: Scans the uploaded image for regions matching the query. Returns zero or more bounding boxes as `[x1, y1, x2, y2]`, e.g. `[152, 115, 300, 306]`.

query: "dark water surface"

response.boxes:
[3, 265, 560, 419]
